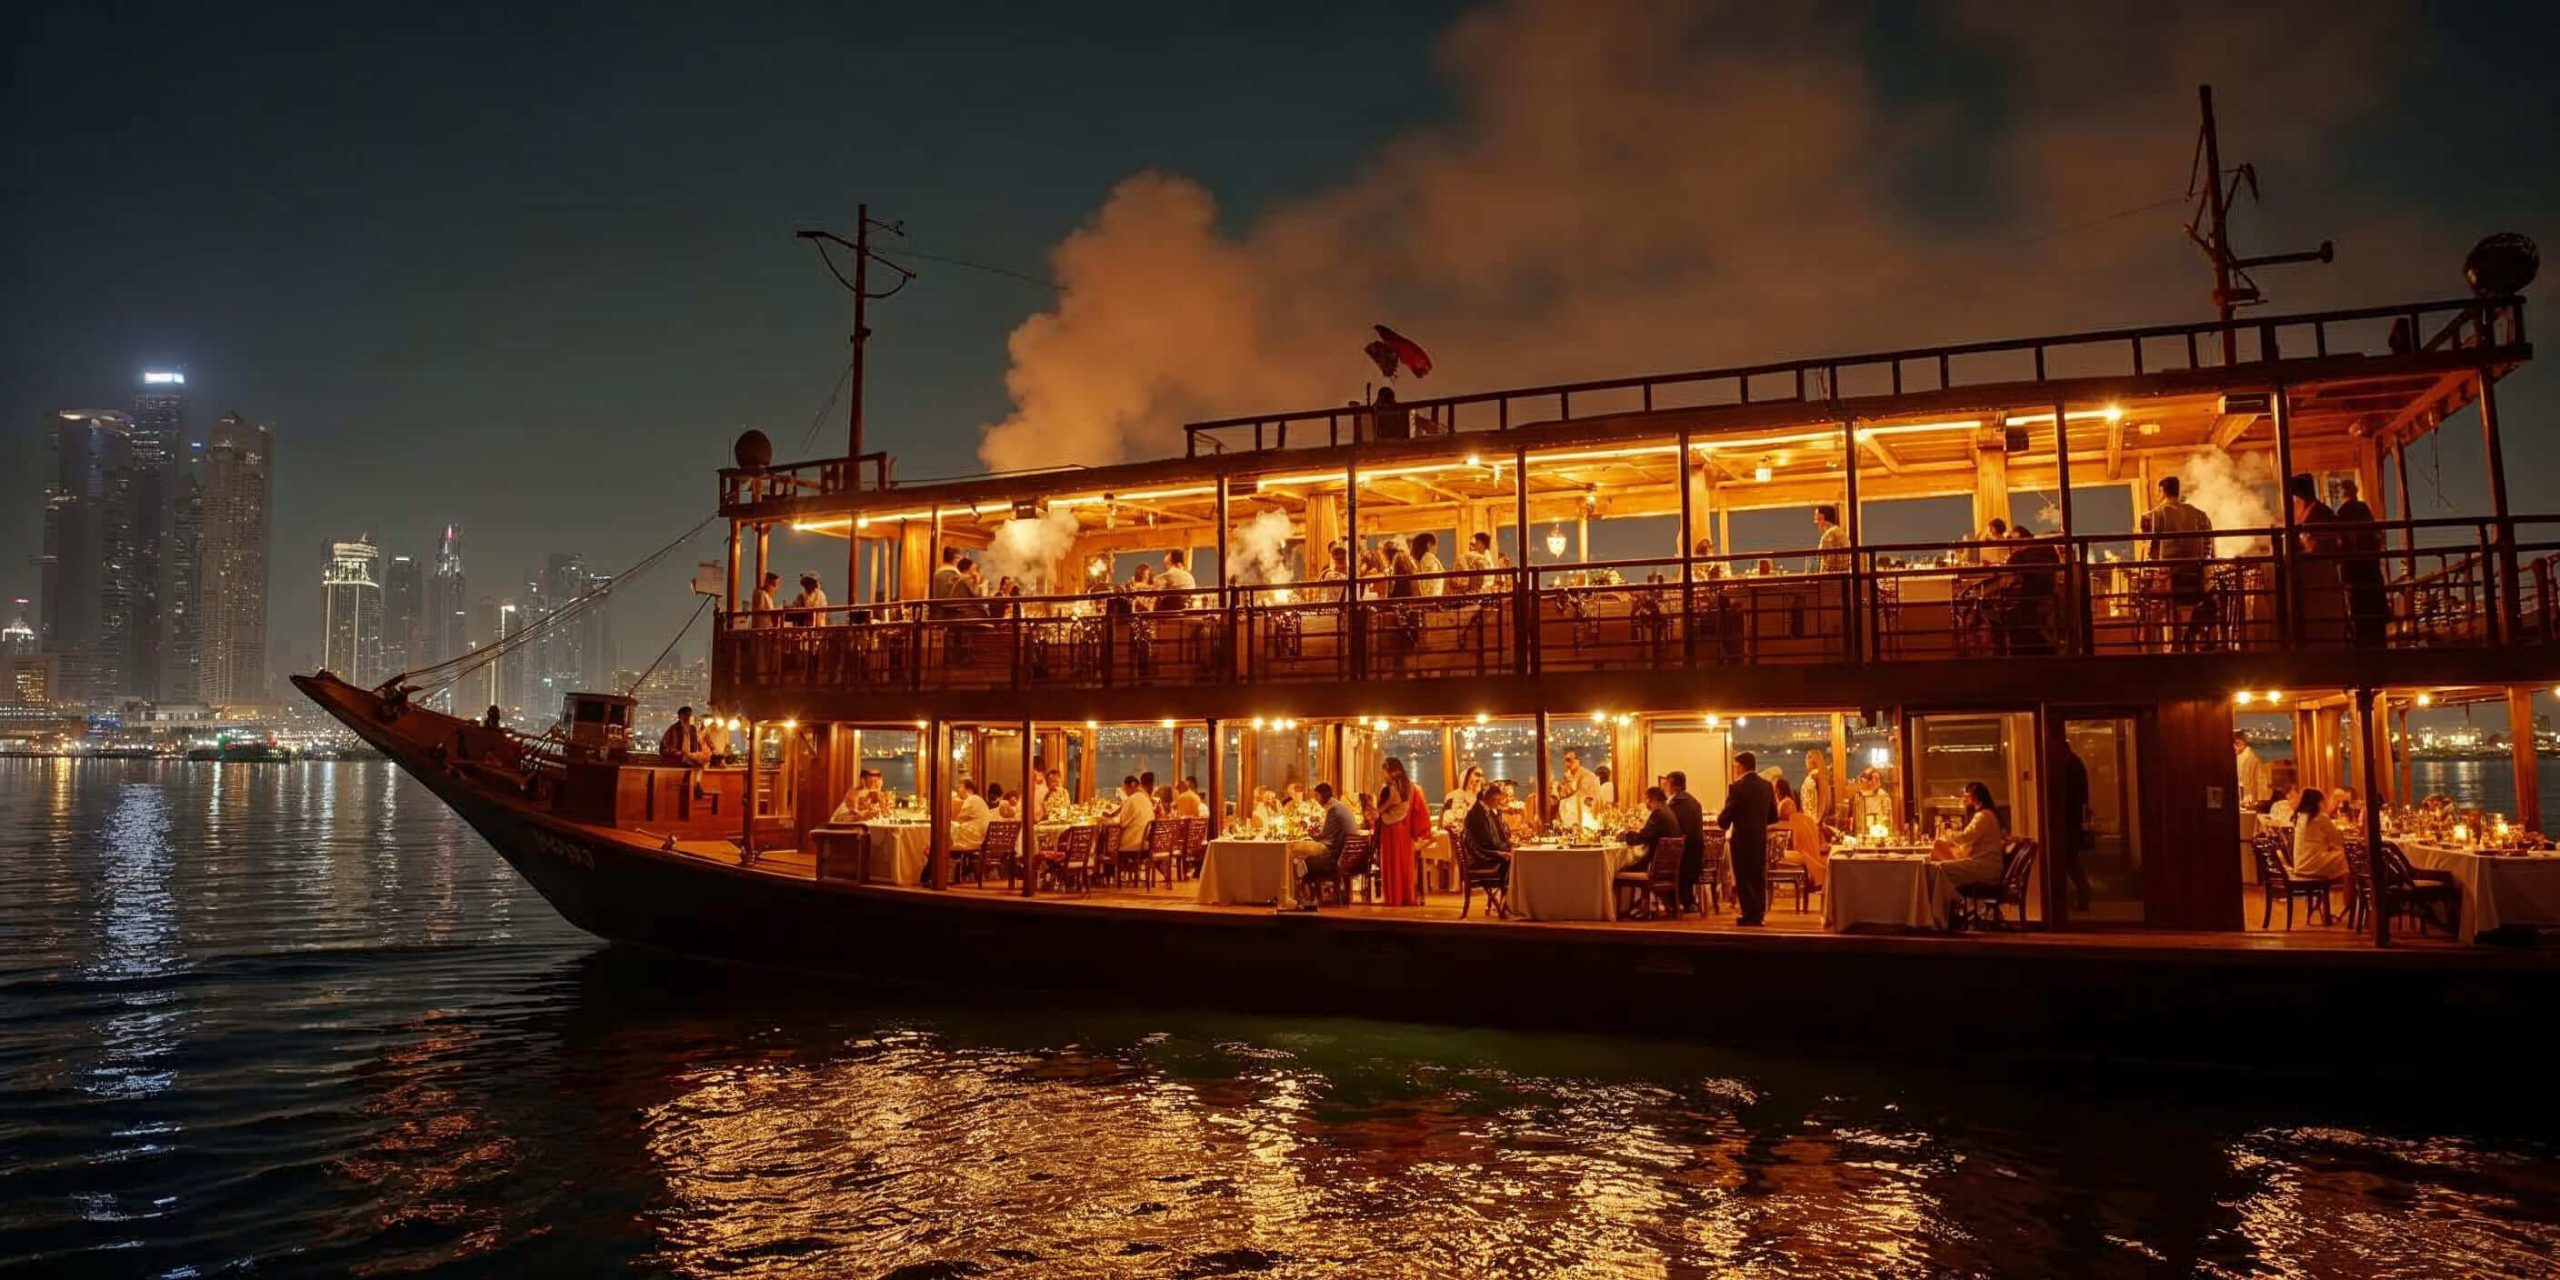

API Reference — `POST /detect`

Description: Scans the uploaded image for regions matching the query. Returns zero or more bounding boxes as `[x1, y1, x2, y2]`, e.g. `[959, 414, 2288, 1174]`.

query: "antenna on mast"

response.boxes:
[797, 206, 914, 468]
[2188, 84, 2334, 363]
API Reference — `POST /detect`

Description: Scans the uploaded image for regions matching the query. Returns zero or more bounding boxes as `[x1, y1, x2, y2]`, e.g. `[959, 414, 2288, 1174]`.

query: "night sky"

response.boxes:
[6, 0, 2555, 685]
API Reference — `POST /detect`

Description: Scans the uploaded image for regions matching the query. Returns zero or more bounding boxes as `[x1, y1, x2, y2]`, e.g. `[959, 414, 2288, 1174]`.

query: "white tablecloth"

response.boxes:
[865, 822, 932, 886]
[2398, 842, 2560, 942]
[1197, 838, 1296, 907]
[1824, 854, 1952, 932]
[1508, 844, 1625, 921]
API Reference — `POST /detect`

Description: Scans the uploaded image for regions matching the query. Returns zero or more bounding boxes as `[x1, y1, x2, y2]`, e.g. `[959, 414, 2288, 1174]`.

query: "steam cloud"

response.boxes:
[979, 0, 2441, 473]
[980, 507, 1082, 593]
[2178, 449, 2280, 558]
[1226, 508, 1297, 587]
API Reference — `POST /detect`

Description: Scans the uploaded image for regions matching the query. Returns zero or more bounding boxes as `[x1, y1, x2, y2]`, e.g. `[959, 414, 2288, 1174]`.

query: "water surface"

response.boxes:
[4, 758, 2556, 1278]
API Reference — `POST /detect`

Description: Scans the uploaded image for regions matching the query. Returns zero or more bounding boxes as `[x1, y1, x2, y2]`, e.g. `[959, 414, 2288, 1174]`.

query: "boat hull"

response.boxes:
[298, 673, 2558, 1071]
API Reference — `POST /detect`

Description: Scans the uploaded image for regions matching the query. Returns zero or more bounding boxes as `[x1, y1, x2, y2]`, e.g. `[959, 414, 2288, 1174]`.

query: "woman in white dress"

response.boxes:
[2287, 788, 2348, 881]
[1935, 781, 2008, 889]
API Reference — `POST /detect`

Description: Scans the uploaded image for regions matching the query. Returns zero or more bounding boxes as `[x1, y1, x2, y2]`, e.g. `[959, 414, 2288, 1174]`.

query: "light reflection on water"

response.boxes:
[2, 758, 2557, 1278]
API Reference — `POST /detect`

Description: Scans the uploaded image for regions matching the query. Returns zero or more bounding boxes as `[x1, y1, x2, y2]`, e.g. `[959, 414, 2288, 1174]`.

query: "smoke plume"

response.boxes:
[979, 0, 2441, 473]
[980, 507, 1082, 593]
[1226, 508, 1297, 586]
[2178, 449, 2280, 557]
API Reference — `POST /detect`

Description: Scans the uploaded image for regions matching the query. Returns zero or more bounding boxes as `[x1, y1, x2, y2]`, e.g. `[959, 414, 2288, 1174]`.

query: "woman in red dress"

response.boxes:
[1376, 758, 1423, 907]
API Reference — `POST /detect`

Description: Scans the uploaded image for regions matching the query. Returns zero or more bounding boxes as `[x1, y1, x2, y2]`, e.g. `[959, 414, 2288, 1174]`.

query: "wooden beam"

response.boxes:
[2104, 420, 2126, 481]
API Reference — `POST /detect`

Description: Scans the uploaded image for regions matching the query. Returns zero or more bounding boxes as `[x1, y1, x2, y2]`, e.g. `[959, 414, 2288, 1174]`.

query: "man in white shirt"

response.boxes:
[2235, 733, 2269, 809]
[1113, 775, 1156, 853]
[1411, 532, 1447, 597]
[1456, 531, 1497, 592]
[1800, 748, 1831, 826]
[1556, 750, 1601, 827]
[1028, 758, 1050, 824]
[1159, 550, 1197, 610]
[950, 780, 991, 851]
[748, 571, 782, 626]
[790, 573, 828, 626]
[1814, 504, 1850, 573]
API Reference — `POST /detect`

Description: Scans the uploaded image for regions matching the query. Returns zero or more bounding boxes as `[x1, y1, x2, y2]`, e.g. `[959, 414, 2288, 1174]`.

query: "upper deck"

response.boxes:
[710, 295, 2542, 719]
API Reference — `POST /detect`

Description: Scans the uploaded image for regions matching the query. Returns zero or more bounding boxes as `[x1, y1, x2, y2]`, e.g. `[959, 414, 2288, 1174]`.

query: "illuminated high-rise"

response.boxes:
[39, 409, 135, 708]
[198, 413, 273, 705]
[420, 525, 467, 709]
[125, 371, 187, 701]
[383, 553, 420, 672]
[320, 537, 384, 684]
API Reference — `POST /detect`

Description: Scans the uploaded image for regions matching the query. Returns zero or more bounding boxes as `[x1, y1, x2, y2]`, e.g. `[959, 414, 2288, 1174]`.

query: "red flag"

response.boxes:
[1370, 324, 1433, 378]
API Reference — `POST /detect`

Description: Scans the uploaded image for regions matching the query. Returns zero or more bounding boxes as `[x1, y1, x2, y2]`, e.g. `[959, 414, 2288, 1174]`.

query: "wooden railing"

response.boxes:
[712, 516, 2557, 699]
[1180, 296, 2527, 457]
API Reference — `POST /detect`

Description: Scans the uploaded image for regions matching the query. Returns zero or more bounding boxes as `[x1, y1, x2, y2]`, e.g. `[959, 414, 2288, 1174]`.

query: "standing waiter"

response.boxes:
[1717, 751, 1777, 926]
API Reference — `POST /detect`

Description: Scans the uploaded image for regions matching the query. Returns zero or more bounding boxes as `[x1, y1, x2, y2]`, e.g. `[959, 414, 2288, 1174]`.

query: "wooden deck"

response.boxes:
[687, 840, 2495, 956]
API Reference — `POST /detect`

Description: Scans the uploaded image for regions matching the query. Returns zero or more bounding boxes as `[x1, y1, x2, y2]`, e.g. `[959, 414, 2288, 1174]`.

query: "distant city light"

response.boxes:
[142, 371, 184, 385]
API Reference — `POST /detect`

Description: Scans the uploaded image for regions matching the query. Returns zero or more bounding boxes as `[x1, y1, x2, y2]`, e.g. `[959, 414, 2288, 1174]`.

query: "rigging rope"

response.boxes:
[397, 513, 720, 698]
[624, 595, 712, 699]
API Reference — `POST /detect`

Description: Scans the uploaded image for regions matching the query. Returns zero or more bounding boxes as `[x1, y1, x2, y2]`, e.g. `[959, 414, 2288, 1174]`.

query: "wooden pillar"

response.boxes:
[1018, 717, 1036, 895]
[1972, 435, 2010, 534]
[2510, 685, 2542, 833]
[2051, 399, 2078, 651]
[1533, 709, 1553, 830]
[2394, 703, 2414, 803]
[1514, 444, 1533, 673]
[2391, 444, 2418, 578]
[926, 719, 947, 889]
[1827, 713, 1850, 827]
[1684, 449, 1714, 552]
[2355, 687, 2390, 947]
[724, 521, 742, 617]
[2479, 370, 2521, 640]
[740, 721, 758, 857]
[2271, 384, 2298, 646]
[897, 520, 932, 602]
[1206, 717, 1225, 838]
[1212, 474, 1232, 613]
[1841, 417, 1863, 660]
[754, 523, 771, 598]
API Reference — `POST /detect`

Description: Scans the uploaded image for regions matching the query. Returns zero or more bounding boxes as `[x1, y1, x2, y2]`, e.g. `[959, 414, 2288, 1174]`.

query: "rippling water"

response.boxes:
[6, 758, 2560, 1278]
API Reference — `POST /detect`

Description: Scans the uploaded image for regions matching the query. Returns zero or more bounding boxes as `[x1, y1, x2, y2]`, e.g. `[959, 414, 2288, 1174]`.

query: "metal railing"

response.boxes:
[712, 516, 2558, 698]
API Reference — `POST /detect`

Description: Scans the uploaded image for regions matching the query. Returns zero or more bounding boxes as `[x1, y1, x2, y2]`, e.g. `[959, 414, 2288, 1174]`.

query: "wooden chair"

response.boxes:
[1956, 838, 2039, 929]
[1303, 833, 1377, 906]
[1763, 826, 1810, 912]
[1614, 836, 1687, 920]
[2341, 839, 2377, 931]
[1040, 823, 1097, 895]
[1695, 830, 1727, 915]
[2251, 831, 2334, 928]
[973, 819, 1021, 889]
[2377, 841, 2462, 937]
[1138, 818, 1182, 889]
[1178, 817, 1209, 879]
[1455, 832, 1509, 919]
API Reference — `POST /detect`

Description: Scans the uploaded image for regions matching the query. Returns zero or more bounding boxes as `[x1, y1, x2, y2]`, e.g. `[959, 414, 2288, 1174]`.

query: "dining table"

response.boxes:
[1506, 842, 1633, 922]
[862, 820, 933, 886]
[1197, 837, 1297, 908]
[2393, 839, 2560, 943]
[1823, 849, 1953, 932]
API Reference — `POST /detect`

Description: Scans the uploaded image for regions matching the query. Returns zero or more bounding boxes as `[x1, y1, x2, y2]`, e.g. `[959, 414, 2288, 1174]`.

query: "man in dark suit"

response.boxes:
[1665, 769, 1708, 911]
[1716, 752, 1777, 925]
[1462, 783, 1513, 866]
[1618, 786, 1680, 867]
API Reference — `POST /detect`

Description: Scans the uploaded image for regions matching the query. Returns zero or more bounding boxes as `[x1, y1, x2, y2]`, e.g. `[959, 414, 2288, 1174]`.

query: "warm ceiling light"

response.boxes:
[1466, 453, 1482, 467]
[2235, 691, 2255, 705]
[1753, 464, 1774, 483]
[2416, 692, 2434, 708]
[1703, 714, 1721, 727]
[1251, 716, 1266, 730]
[1160, 718, 1176, 729]
[2266, 691, 2283, 703]
[781, 719, 796, 731]
[1590, 710, 1607, 723]
[1474, 712, 1490, 725]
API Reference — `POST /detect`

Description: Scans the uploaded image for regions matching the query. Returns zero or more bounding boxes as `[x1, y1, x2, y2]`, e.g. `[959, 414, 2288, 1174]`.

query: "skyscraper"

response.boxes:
[162, 466, 204, 704]
[198, 413, 273, 706]
[125, 371, 187, 702]
[383, 553, 420, 674]
[420, 525, 467, 710]
[320, 537, 384, 684]
[40, 409, 135, 708]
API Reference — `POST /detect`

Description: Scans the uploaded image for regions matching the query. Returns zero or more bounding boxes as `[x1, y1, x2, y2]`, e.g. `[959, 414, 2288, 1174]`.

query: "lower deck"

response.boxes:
[674, 835, 2501, 958]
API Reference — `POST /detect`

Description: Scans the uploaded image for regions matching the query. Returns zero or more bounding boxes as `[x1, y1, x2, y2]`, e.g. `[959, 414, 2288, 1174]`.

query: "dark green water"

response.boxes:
[4, 758, 2556, 1278]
